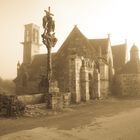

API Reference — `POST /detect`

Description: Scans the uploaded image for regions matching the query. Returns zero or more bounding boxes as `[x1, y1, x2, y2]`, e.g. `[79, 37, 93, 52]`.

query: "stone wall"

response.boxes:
[80, 66, 90, 101]
[100, 62, 110, 97]
[80, 59, 94, 101]
[17, 93, 45, 105]
[53, 49, 70, 93]
[18, 92, 71, 108]
[115, 74, 140, 96]
[69, 56, 100, 103]
[0, 94, 25, 117]
[69, 55, 82, 103]
[93, 69, 100, 99]
[100, 62, 109, 80]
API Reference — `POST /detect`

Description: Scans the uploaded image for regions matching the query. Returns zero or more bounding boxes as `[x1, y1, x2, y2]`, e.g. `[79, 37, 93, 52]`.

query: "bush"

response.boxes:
[0, 77, 15, 94]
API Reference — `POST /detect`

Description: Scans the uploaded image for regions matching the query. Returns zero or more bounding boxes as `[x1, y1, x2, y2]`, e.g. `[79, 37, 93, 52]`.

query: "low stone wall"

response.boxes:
[116, 74, 140, 96]
[17, 93, 45, 105]
[0, 94, 25, 117]
[17, 92, 71, 107]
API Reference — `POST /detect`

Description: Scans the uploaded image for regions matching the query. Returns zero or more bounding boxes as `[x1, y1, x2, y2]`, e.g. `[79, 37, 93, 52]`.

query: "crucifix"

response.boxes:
[42, 6, 57, 107]
[48, 6, 53, 15]
[48, 6, 50, 13]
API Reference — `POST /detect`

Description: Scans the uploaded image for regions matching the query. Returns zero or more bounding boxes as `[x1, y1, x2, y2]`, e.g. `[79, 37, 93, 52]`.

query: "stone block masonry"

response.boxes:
[116, 74, 140, 96]
[69, 55, 82, 103]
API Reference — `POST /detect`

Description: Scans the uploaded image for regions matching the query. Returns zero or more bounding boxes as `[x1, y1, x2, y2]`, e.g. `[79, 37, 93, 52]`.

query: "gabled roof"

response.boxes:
[54, 25, 97, 60]
[112, 43, 127, 71]
[31, 53, 56, 67]
[130, 44, 139, 52]
[89, 38, 109, 55]
[31, 54, 47, 67]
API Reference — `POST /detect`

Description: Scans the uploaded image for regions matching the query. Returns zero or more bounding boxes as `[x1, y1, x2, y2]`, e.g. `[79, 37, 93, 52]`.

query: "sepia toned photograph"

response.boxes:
[1, 0, 140, 139]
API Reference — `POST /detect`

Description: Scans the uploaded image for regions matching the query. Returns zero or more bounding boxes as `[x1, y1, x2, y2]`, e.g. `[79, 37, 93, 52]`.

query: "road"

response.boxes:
[1, 98, 140, 140]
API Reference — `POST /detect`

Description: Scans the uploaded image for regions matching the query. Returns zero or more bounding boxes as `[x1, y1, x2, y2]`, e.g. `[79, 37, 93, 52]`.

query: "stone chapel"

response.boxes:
[14, 23, 128, 103]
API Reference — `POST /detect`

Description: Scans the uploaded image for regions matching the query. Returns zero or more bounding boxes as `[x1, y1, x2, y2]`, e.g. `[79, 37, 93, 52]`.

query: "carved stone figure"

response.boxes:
[42, 8, 57, 48]
[43, 33, 57, 48]
[42, 9, 55, 36]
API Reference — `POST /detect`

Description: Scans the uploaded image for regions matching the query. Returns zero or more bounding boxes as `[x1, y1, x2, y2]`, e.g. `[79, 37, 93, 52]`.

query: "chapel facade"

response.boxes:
[14, 23, 128, 103]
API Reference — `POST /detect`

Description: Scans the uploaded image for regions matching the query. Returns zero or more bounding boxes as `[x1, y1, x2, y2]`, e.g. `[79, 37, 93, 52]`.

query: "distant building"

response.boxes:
[112, 42, 128, 73]
[115, 44, 140, 96]
[14, 23, 128, 103]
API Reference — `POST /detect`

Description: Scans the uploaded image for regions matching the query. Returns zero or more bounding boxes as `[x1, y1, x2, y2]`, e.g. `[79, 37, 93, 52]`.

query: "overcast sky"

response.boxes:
[0, 0, 140, 79]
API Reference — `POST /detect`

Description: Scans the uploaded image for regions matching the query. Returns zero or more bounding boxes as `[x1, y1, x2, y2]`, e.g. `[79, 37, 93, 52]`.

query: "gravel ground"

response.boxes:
[1, 97, 140, 139]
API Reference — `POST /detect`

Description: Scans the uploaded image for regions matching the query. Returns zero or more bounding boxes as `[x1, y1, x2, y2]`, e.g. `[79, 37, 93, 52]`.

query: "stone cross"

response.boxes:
[42, 7, 57, 108]
[48, 6, 50, 13]
[47, 7, 54, 16]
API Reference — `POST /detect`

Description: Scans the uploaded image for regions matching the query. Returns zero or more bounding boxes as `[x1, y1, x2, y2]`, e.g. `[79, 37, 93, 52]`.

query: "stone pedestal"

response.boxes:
[63, 92, 71, 107]
[46, 80, 63, 110]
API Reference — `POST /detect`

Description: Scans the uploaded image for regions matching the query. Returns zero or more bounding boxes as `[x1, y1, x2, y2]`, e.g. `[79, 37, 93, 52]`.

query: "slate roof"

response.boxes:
[31, 53, 56, 67]
[54, 25, 97, 61]
[112, 43, 127, 71]
[30, 26, 110, 68]
[31, 54, 47, 67]
[89, 38, 109, 55]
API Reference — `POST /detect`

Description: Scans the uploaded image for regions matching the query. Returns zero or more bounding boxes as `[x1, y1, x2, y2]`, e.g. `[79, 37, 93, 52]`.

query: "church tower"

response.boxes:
[22, 23, 40, 64]
[130, 44, 139, 61]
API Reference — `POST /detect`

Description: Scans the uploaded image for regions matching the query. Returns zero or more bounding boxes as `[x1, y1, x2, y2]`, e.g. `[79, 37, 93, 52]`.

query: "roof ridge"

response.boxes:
[89, 38, 108, 40]
[112, 43, 126, 47]
[54, 26, 96, 60]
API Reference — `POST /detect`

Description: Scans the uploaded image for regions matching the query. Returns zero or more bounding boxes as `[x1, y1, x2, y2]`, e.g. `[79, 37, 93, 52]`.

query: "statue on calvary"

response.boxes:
[42, 7, 57, 48]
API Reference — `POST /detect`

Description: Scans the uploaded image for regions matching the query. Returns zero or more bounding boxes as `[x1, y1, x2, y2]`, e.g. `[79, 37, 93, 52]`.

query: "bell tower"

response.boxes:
[130, 44, 139, 61]
[22, 23, 40, 64]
